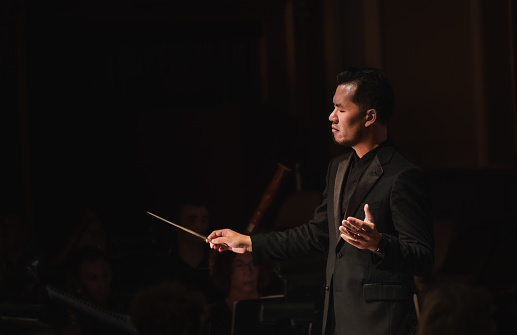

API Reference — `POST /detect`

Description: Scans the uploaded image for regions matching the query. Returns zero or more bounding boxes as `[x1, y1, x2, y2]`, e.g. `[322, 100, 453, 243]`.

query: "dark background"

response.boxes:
[1, 0, 517, 310]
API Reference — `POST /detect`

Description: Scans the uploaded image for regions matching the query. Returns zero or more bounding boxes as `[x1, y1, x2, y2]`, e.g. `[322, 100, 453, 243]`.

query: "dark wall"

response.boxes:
[1, 0, 516, 283]
[1, 1, 330, 258]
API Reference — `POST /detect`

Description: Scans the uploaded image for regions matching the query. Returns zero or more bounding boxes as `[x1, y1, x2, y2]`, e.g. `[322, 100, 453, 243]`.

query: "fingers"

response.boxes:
[208, 235, 231, 250]
[210, 241, 230, 252]
[346, 217, 374, 232]
[340, 217, 378, 250]
[207, 229, 228, 240]
[339, 205, 380, 251]
[342, 219, 362, 234]
[207, 229, 232, 251]
[339, 226, 362, 248]
[206, 229, 252, 254]
[340, 221, 368, 241]
[339, 224, 359, 240]
[343, 218, 370, 235]
[364, 203, 373, 223]
[209, 236, 226, 246]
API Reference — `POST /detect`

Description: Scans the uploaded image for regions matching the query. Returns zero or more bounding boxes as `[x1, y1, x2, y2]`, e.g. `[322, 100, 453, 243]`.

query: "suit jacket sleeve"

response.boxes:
[250, 159, 336, 263]
[373, 166, 434, 276]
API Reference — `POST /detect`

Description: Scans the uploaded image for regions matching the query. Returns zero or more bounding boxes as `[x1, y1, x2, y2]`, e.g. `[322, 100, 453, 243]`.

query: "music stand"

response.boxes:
[231, 296, 315, 335]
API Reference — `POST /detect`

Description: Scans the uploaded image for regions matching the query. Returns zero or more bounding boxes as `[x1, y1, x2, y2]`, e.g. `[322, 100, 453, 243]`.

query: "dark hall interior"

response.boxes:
[1, 0, 516, 334]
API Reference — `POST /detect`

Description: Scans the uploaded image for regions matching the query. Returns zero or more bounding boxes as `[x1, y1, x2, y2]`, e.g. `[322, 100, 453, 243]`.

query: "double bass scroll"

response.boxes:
[244, 163, 292, 235]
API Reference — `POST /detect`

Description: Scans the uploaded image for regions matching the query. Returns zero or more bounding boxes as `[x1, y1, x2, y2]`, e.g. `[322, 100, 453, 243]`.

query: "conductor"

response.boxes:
[208, 67, 434, 335]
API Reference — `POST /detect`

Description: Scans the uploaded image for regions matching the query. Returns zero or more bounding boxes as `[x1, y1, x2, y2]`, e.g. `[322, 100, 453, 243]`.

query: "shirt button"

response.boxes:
[337, 252, 342, 259]
[325, 285, 330, 291]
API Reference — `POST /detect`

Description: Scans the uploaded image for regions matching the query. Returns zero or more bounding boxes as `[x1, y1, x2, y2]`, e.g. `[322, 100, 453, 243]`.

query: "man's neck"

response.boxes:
[353, 127, 388, 158]
[353, 143, 378, 158]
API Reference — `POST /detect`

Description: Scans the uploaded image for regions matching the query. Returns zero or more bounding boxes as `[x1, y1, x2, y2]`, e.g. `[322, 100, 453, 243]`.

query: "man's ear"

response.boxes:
[365, 109, 377, 127]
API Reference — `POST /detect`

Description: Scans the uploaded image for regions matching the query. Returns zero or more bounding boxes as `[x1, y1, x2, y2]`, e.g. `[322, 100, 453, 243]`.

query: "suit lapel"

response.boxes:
[333, 156, 351, 240]
[334, 144, 395, 251]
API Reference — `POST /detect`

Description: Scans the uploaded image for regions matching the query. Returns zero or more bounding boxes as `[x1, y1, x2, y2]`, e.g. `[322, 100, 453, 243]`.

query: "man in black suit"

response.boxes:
[208, 67, 434, 334]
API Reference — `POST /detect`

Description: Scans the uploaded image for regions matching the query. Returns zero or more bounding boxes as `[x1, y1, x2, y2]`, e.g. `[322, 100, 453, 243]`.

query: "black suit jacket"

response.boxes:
[251, 143, 434, 335]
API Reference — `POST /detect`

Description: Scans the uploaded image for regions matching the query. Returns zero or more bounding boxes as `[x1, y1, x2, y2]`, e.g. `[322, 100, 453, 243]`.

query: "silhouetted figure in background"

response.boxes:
[52, 208, 109, 267]
[42, 206, 124, 293]
[146, 199, 222, 303]
[209, 251, 263, 334]
[58, 247, 125, 335]
[417, 281, 495, 335]
[130, 280, 209, 335]
[0, 211, 38, 301]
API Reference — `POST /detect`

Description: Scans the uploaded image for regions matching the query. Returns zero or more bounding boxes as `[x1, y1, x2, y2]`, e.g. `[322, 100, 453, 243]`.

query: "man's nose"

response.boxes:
[329, 109, 337, 122]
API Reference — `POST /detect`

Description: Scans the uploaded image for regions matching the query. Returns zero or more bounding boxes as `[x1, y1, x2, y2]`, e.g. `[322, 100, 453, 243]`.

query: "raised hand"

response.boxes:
[339, 204, 382, 252]
[207, 229, 252, 254]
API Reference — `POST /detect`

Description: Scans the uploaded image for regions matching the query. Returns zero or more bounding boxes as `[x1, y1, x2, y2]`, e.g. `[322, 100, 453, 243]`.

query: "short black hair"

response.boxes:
[336, 67, 395, 124]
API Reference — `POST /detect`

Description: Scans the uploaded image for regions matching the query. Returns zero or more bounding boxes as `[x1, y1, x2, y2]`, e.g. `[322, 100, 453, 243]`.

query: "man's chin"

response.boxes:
[333, 137, 353, 147]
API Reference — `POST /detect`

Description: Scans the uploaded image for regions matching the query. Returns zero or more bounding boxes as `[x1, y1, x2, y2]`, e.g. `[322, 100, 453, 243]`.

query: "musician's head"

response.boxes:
[151, 196, 210, 252]
[178, 200, 209, 236]
[69, 246, 112, 307]
[210, 251, 273, 302]
[75, 208, 107, 251]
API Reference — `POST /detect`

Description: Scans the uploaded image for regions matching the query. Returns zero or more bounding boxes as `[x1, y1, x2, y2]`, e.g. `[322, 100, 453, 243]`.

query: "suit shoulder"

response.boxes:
[379, 145, 420, 170]
[391, 151, 420, 169]
[381, 150, 427, 184]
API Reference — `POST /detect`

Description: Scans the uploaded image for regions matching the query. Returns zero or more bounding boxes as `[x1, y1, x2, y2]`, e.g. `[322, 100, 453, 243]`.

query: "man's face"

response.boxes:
[180, 205, 209, 235]
[329, 84, 366, 147]
[230, 253, 259, 295]
[79, 259, 112, 306]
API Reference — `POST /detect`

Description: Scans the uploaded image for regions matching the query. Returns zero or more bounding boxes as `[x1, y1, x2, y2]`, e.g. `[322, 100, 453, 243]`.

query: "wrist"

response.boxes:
[374, 233, 387, 254]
